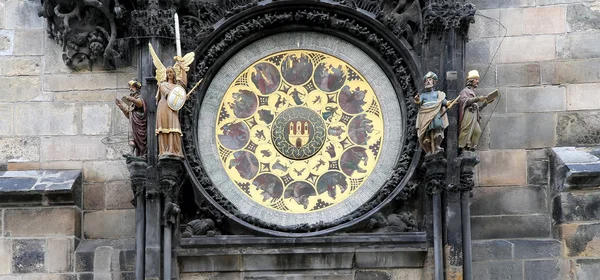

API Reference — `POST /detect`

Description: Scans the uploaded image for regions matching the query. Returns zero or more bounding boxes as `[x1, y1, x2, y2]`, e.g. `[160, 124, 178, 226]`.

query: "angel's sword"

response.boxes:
[174, 13, 182, 57]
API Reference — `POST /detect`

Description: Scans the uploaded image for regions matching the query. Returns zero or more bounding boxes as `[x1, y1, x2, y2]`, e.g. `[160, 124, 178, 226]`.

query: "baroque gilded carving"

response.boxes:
[180, 5, 421, 234]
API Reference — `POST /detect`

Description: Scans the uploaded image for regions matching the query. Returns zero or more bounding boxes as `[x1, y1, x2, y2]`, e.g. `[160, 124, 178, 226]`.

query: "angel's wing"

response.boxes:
[149, 43, 166, 82]
[174, 52, 195, 81]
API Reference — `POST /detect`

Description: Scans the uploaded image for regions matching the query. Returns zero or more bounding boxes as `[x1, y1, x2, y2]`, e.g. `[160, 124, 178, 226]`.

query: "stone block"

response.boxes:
[473, 261, 522, 280]
[477, 150, 526, 186]
[497, 36, 555, 63]
[119, 250, 135, 272]
[390, 269, 422, 280]
[468, 10, 501, 39]
[550, 147, 600, 192]
[0, 239, 10, 274]
[524, 260, 572, 280]
[0, 104, 13, 136]
[7, 162, 41, 171]
[557, 111, 600, 146]
[355, 270, 391, 280]
[539, 0, 594, 5]
[75, 251, 94, 273]
[44, 275, 78, 280]
[542, 59, 600, 85]
[14, 103, 78, 136]
[567, 4, 600, 32]
[0, 3, 5, 29]
[490, 113, 557, 149]
[506, 86, 566, 113]
[4, 1, 43, 29]
[0, 56, 42, 76]
[499, 8, 523, 36]
[41, 161, 83, 170]
[82, 104, 111, 135]
[466, 40, 495, 67]
[4, 207, 80, 237]
[13, 29, 43, 56]
[471, 186, 547, 216]
[497, 63, 540, 86]
[469, 0, 534, 9]
[82, 161, 128, 183]
[0, 137, 41, 163]
[180, 255, 241, 272]
[241, 252, 353, 271]
[181, 273, 242, 280]
[40, 136, 108, 161]
[354, 250, 424, 268]
[55, 90, 118, 102]
[43, 74, 118, 92]
[512, 239, 561, 259]
[84, 183, 105, 210]
[105, 181, 134, 210]
[527, 159, 549, 185]
[554, 192, 600, 224]
[555, 222, 600, 257]
[0, 76, 42, 102]
[83, 210, 135, 239]
[472, 240, 513, 262]
[567, 83, 600, 110]
[12, 239, 45, 273]
[523, 7, 567, 35]
[575, 259, 600, 280]
[471, 214, 551, 239]
[47, 238, 73, 273]
[558, 32, 600, 60]
[0, 30, 14, 56]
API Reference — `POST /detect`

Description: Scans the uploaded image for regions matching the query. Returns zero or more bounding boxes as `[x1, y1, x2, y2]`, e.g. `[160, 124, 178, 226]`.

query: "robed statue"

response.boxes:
[458, 70, 498, 152]
[115, 79, 147, 158]
[149, 43, 195, 159]
[414, 72, 457, 155]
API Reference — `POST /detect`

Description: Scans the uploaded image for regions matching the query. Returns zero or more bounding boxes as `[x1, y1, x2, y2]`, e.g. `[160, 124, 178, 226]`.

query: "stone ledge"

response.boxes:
[0, 170, 82, 207]
[551, 147, 600, 193]
[178, 233, 427, 272]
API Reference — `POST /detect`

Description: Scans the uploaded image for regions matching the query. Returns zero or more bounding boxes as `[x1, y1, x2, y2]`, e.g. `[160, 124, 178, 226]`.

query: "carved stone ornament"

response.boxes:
[422, 1, 476, 40]
[179, 1, 422, 236]
[38, 0, 425, 70]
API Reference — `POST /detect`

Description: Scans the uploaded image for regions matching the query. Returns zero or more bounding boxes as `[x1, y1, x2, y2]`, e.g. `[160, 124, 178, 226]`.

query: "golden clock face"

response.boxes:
[215, 50, 384, 213]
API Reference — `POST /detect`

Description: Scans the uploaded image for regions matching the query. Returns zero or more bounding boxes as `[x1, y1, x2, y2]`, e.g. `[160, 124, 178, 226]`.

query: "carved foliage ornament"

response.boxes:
[180, 6, 420, 234]
[422, 1, 476, 40]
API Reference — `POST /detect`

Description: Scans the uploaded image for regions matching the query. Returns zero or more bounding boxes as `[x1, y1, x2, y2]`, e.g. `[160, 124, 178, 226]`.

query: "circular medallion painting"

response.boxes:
[214, 50, 384, 213]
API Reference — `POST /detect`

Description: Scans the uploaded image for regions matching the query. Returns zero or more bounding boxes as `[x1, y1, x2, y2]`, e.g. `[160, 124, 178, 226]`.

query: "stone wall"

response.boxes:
[0, 0, 135, 249]
[468, 0, 600, 278]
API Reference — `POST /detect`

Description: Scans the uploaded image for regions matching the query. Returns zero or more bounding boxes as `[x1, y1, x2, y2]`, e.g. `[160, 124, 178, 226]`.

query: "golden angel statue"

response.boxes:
[149, 43, 195, 158]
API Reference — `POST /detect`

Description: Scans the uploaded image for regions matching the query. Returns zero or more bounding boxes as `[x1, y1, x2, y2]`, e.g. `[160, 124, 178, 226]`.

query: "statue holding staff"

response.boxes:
[414, 72, 458, 155]
[458, 70, 498, 152]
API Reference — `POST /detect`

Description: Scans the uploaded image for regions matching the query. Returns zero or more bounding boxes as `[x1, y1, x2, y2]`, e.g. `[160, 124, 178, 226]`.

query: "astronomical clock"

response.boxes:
[180, 3, 422, 236]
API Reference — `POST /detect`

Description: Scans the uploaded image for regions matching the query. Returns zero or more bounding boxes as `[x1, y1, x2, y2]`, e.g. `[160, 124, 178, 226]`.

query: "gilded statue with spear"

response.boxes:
[150, 14, 202, 159]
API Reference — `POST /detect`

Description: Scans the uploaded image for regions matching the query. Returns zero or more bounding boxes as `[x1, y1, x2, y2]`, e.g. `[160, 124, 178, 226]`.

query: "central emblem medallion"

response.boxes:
[272, 107, 326, 160]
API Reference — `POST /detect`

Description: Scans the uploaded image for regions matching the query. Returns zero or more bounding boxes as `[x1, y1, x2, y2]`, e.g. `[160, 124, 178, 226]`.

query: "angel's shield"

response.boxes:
[168, 85, 187, 111]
